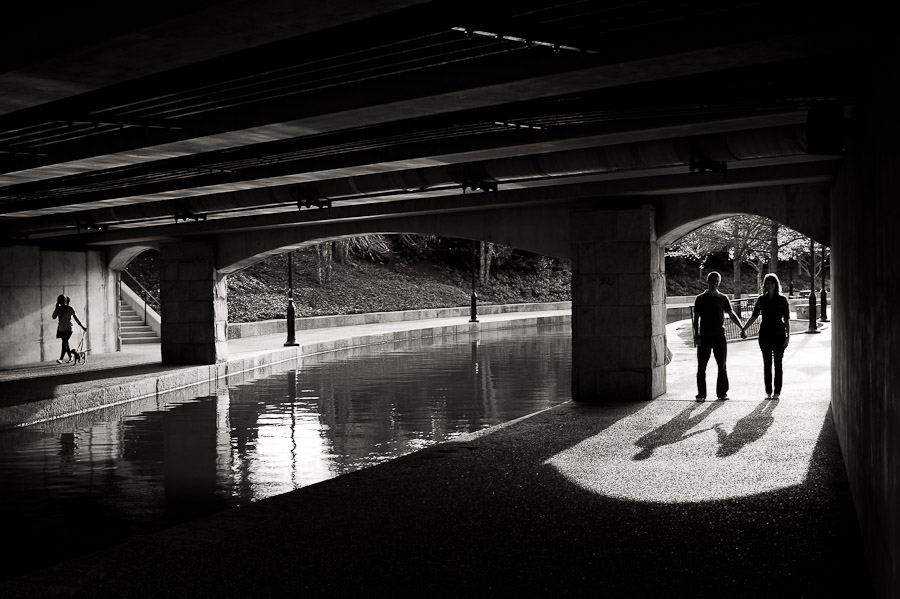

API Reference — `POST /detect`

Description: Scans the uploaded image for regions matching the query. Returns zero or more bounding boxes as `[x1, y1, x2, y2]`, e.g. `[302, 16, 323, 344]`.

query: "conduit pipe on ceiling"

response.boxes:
[8, 125, 809, 236]
[296, 125, 808, 200]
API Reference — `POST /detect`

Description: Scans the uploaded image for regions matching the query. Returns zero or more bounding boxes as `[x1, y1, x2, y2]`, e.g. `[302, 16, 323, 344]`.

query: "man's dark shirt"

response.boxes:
[694, 292, 733, 338]
[750, 294, 790, 340]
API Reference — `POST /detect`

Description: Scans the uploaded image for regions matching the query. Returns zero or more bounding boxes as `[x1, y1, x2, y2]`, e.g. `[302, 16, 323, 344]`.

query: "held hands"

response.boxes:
[740, 328, 748, 339]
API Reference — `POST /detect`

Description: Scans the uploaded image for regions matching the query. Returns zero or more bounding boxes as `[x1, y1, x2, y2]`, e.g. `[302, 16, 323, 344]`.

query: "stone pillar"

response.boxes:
[571, 204, 666, 401]
[159, 241, 228, 364]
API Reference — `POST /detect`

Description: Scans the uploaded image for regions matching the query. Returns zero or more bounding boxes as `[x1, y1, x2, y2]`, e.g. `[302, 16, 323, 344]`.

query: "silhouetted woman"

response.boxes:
[52, 294, 86, 364]
[742, 274, 790, 399]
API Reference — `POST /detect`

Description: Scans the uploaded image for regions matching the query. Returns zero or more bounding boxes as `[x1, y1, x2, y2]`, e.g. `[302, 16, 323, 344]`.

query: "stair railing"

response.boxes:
[121, 270, 161, 324]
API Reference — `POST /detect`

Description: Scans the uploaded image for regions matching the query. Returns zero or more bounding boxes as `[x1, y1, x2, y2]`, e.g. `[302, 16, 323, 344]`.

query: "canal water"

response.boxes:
[0, 324, 570, 581]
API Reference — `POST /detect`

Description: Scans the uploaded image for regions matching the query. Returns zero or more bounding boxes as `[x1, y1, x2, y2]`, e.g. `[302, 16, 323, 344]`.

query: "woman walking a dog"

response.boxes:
[52, 294, 87, 364]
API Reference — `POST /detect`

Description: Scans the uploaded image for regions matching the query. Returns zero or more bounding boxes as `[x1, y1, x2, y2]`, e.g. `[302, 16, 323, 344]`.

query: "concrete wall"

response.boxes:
[228, 301, 571, 338]
[216, 204, 572, 274]
[0, 245, 118, 367]
[829, 41, 899, 598]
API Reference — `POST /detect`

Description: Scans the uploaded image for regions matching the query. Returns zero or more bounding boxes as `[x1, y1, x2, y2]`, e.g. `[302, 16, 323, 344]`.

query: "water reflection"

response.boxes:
[224, 327, 570, 502]
[0, 325, 570, 580]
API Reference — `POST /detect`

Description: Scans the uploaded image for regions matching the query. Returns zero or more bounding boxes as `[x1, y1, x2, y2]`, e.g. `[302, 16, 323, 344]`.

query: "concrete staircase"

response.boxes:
[119, 299, 160, 344]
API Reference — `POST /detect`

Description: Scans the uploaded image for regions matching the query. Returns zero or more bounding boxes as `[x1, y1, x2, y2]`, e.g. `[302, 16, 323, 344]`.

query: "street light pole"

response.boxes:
[806, 237, 819, 334]
[469, 240, 479, 323]
[820, 243, 829, 322]
[284, 251, 299, 346]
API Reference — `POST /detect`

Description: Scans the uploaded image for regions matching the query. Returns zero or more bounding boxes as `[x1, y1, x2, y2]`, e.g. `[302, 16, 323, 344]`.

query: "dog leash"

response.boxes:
[72, 334, 86, 365]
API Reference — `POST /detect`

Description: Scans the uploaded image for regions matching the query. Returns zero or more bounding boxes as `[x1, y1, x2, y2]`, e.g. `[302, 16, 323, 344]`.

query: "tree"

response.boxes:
[334, 239, 350, 264]
[476, 241, 514, 286]
[788, 239, 829, 290]
[742, 219, 806, 294]
[724, 216, 773, 298]
[479, 241, 493, 286]
[314, 242, 333, 284]
[666, 222, 730, 282]
[666, 216, 768, 297]
[667, 216, 811, 297]
[348, 234, 392, 261]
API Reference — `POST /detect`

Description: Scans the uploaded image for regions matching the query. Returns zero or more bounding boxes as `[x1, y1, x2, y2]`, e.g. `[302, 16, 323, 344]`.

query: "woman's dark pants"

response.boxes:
[759, 336, 785, 395]
[697, 336, 728, 398]
[59, 331, 72, 360]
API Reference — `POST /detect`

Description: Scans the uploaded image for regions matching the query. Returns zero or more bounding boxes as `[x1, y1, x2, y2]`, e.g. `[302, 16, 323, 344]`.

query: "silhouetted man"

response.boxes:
[692, 271, 744, 401]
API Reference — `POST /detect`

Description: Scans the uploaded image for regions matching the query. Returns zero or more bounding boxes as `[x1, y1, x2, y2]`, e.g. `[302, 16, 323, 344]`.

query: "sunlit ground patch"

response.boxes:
[544, 397, 830, 503]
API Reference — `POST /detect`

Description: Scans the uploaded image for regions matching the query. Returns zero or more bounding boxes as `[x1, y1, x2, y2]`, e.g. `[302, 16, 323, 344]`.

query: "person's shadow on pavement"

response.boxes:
[713, 399, 778, 457]
[633, 402, 723, 460]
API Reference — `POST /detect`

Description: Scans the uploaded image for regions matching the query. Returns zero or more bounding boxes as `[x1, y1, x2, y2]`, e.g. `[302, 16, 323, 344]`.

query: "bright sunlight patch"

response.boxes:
[544, 397, 829, 503]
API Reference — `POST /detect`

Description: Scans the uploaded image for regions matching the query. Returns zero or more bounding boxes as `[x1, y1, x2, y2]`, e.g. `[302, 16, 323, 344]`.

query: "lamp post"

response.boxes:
[820, 243, 829, 322]
[284, 251, 299, 346]
[806, 237, 819, 334]
[469, 240, 479, 323]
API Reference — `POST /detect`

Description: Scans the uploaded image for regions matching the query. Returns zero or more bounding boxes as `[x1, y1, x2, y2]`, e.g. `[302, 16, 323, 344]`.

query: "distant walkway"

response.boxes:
[0, 314, 873, 598]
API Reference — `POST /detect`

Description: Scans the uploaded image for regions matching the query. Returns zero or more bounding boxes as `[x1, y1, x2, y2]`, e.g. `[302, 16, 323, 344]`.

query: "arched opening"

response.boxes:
[116, 247, 162, 344]
[224, 233, 571, 324]
[547, 213, 835, 503]
[664, 214, 830, 332]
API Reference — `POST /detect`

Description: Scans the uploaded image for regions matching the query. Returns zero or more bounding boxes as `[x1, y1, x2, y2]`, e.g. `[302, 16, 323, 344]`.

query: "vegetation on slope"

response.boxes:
[126, 236, 572, 323]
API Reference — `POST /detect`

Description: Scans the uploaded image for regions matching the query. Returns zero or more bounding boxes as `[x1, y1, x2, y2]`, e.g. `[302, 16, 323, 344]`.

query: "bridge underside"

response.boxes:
[0, 3, 896, 595]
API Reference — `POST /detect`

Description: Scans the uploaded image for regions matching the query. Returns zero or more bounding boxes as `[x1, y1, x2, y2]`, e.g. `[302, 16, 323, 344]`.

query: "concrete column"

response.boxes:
[571, 204, 666, 401]
[159, 241, 228, 364]
[830, 35, 900, 597]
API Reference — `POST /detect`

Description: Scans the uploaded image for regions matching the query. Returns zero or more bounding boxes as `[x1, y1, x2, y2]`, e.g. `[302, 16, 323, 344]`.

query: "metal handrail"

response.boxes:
[121, 269, 161, 323]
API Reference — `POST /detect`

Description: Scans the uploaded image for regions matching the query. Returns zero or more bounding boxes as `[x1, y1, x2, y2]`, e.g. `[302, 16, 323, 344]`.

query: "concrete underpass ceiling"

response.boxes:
[0, 0, 862, 247]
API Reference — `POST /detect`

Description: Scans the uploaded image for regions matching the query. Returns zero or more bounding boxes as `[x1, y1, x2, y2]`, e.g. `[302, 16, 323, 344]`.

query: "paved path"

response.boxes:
[0, 314, 872, 598]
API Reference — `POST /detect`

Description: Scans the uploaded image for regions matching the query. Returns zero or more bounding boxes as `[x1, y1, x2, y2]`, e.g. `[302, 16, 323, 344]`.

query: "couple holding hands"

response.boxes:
[692, 271, 790, 401]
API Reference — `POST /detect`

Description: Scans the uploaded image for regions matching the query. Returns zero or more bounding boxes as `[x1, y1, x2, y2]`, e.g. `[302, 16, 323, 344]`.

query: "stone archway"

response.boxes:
[655, 183, 830, 247]
[108, 243, 161, 271]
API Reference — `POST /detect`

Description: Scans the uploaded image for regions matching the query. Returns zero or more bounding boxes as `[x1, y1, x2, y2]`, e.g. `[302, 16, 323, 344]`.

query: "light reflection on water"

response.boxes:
[0, 325, 570, 580]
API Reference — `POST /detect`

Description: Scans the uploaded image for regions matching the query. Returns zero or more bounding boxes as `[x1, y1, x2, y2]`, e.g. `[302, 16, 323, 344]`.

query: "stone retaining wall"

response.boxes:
[227, 301, 572, 339]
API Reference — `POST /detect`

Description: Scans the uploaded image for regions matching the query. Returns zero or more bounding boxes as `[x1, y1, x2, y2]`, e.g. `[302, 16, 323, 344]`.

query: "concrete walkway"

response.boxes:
[0, 313, 872, 598]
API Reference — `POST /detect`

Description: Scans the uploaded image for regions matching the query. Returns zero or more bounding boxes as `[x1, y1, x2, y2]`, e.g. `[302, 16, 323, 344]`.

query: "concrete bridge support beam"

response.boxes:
[570, 204, 667, 402]
[159, 241, 228, 364]
[830, 37, 900, 597]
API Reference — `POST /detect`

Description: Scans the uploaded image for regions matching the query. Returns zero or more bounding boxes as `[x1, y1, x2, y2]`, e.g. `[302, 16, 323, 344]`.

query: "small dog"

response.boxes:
[71, 337, 88, 365]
